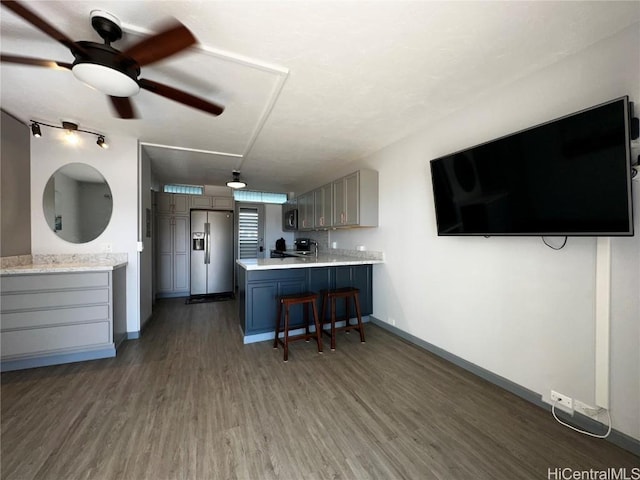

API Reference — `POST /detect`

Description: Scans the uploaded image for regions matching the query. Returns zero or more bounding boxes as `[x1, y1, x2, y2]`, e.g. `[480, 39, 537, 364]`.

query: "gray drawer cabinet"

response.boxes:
[0, 267, 126, 371]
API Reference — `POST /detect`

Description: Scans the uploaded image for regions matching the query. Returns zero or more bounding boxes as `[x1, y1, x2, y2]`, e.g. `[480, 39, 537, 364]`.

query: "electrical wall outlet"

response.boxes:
[101, 243, 112, 253]
[550, 390, 573, 410]
[574, 400, 600, 417]
[388, 317, 396, 326]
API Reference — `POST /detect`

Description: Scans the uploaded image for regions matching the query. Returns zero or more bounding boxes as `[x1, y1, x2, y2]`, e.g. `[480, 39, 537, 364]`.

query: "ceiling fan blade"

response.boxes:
[1, 0, 86, 57]
[138, 78, 224, 116]
[122, 21, 196, 67]
[109, 96, 138, 119]
[1, 54, 71, 70]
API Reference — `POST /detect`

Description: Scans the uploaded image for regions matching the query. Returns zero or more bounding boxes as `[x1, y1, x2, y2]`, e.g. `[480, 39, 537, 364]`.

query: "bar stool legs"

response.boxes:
[274, 292, 323, 362]
[320, 287, 365, 351]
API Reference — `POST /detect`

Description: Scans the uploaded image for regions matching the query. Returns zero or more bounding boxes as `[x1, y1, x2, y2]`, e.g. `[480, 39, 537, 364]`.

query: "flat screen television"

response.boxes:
[429, 96, 634, 236]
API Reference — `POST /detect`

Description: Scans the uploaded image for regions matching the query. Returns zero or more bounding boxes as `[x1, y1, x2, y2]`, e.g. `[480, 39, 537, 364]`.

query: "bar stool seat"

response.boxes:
[273, 291, 323, 362]
[320, 287, 365, 351]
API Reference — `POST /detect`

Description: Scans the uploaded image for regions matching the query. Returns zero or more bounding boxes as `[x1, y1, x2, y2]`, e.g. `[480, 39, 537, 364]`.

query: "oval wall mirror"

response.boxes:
[42, 163, 113, 244]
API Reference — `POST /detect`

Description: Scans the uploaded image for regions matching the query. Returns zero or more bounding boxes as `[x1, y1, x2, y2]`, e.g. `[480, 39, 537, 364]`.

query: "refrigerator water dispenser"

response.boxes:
[192, 232, 205, 250]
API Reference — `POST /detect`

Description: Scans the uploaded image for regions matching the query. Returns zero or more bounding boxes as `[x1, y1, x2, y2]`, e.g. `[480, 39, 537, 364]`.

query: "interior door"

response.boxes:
[238, 204, 265, 259]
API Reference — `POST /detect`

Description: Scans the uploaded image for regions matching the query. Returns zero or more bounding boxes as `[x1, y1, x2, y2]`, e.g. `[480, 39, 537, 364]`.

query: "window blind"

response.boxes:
[238, 208, 259, 259]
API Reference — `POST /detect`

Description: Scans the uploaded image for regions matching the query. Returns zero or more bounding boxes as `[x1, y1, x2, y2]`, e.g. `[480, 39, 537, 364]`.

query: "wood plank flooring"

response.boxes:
[2, 297, 638, 479]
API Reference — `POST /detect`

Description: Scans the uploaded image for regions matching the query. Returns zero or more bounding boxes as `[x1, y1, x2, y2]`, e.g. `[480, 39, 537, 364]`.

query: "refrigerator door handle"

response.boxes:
[204, 222, 211, 264]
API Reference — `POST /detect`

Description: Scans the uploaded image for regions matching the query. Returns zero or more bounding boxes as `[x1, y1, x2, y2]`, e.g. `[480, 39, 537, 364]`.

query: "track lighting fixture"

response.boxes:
[226, 171, 247, 189]
[30, 119, 108, 149]
[31, 122, 42, 137]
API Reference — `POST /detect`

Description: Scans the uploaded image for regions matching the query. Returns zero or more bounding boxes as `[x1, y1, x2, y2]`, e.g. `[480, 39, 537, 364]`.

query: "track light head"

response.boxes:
[31, 122, 42, 137]
[96, 136, 108, 149]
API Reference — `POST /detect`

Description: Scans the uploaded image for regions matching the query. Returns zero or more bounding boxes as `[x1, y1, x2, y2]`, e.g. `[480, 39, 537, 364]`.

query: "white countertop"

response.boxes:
[237, 254, 383, 271]
[0, 261, 128, 275]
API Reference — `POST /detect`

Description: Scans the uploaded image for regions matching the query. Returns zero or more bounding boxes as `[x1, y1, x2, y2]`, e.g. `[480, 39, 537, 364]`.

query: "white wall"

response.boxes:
[1, 111, 31, 257]
[30, 134, 140, 335]
[264, 203, 295, 251]
[316, 24, 640, 439]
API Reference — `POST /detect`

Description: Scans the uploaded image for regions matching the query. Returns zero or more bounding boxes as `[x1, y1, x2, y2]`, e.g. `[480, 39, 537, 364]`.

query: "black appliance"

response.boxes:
[294, 238, 312, 252]
[429, 96, 634, 236]
[283, 208, 298, 231]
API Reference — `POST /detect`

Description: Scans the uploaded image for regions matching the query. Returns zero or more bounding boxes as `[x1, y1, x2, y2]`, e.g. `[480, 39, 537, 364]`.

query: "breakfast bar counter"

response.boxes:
[236, 253, 382, 343]
[237, 253, 383, 271]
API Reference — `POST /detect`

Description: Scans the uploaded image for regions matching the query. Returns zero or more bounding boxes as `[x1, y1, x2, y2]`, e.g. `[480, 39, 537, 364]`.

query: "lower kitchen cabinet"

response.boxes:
[240, 269, 307, 334]
[237, 264, 372, 338]
[0, 267, 126, 371]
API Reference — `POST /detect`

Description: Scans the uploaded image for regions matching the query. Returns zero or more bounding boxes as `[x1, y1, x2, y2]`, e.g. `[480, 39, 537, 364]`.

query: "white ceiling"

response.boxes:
[2, 1, 639, 193]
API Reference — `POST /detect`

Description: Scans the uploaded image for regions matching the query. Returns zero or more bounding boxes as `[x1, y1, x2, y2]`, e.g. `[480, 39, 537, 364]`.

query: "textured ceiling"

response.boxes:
[2, 1, 639, 193]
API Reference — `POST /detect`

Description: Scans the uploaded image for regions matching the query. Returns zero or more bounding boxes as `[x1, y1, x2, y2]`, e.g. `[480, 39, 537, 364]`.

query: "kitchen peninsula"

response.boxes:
[0, 254, 127, 371]
[236, 252, 383, 344]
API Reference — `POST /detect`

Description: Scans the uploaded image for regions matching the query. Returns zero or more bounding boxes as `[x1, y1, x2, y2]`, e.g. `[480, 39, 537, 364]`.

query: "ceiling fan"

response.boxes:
[0, 0, 224, 119]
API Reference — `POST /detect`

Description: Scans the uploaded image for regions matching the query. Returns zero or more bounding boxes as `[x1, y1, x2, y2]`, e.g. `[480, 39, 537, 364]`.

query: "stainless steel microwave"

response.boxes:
[283, 208, 297, 231]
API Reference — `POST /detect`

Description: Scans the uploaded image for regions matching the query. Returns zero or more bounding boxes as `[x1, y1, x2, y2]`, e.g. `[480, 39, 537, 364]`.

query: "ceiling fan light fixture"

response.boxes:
[226, 171, 247, 189]
[31, 122, 42, 137]
[72, 62, 140, 97]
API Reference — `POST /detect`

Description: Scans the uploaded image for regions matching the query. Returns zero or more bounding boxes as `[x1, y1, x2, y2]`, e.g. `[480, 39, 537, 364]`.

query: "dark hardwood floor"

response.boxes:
[2, 298, 638, 479]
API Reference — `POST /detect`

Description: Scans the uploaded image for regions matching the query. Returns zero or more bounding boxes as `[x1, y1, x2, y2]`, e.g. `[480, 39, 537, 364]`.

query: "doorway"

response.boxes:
[237, 203, 265, 259]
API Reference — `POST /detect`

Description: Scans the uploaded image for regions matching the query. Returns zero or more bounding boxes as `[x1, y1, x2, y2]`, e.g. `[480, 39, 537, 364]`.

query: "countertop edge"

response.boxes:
[0, 262, 128, 275]
[237, 257, 383, 271]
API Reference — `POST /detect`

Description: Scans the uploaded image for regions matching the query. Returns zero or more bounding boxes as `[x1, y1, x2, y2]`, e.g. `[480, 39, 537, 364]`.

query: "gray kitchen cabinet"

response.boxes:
[156, 192, 189, 215]
[314, 183, 333, 229]
[237, 264, 372, 337]
[333, 169, 378, 227]
[240, 269, 307, 334]
[297, 191, 314, 231]
[191, 195, 234, 210]
[0, 267, 126, 371]
[156, 214, 190, 297]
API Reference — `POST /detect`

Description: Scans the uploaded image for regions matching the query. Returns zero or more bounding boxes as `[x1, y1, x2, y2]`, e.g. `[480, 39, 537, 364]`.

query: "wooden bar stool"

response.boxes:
[273, 291, 323, 362]
[320, 287, 365, 351]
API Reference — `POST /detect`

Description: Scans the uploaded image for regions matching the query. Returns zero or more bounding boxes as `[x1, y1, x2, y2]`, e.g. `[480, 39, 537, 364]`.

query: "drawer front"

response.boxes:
[1, 322, 111, 358]
[1, 305, 109, 330]
[1, 272, 109, 293]
[2, 288, 109, 311]
[246, 269, 306, 283]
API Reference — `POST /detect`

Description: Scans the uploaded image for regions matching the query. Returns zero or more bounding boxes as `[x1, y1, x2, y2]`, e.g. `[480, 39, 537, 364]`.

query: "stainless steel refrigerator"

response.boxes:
[190, 210, 234, 295]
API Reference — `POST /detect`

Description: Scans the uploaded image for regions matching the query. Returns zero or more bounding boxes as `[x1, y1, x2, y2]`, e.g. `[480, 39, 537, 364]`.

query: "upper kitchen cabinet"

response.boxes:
[314, 183, 333, 229]
[297, 191, 314, 231]
[156, 193, 189, 215]
[190, 195, 234, 210]
[332, 170, 378, 227]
